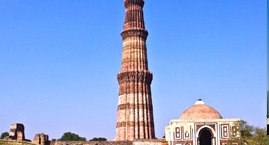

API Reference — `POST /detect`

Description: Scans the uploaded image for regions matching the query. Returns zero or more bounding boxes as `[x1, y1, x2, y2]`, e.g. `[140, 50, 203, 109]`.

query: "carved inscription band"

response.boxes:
[118, 85, 151, 95]
[117, 121, 154, 128]
[117, 103, 153, 111]
[121, 29, 148, 40]
[117, 71, 153, 84]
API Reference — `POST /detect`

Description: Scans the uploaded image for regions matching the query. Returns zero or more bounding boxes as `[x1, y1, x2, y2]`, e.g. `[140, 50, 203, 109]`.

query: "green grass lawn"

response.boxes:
[0, 139, 34, 145]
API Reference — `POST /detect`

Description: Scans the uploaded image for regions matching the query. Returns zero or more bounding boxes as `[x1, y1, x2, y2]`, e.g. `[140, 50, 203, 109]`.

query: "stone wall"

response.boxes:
[49, 141, 133, 145]
[133, 139, 168, 145]
[48, 139, 167, 145]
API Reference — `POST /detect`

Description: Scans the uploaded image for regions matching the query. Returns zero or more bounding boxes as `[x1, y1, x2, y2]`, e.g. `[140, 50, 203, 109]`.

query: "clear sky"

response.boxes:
[0, 0, 266, 141]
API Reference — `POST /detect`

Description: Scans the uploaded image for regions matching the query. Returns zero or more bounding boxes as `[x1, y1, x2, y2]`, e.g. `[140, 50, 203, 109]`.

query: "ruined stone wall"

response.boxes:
[49, 141, 133, 145]
[9, 123, 27, 141]
[133, 139, 168, 145]
[49, 140, 167, 145]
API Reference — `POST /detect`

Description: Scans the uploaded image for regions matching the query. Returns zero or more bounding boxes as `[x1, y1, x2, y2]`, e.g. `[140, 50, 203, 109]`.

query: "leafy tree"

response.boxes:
[0, 132, 9, 139]
[89, 137, 107, 141]
[228, 120, 267, 145]
[58, 132, 86, 141]
[240, 120, 254, 138]
[249, 127, 267, 145]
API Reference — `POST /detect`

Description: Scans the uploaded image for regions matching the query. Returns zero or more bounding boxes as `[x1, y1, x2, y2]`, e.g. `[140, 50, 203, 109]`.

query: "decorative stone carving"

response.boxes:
[121, 29, 148, 40]
[124, 0, 145, 7]
[117, 71, 152, 84]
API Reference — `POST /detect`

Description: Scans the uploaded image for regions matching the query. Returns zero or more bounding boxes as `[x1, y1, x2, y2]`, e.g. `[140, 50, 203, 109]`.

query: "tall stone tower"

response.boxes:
[116, 0, 155, 141]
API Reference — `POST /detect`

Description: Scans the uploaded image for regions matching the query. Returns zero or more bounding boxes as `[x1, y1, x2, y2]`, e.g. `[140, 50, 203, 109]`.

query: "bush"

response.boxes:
[0, 132, 9, 139]
[58, 132, 86, 141]
[89, 137, 107, 141]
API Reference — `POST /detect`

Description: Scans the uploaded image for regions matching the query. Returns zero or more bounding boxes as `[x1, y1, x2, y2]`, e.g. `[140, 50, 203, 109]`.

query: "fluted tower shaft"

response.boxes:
[116, 0, 155, 141]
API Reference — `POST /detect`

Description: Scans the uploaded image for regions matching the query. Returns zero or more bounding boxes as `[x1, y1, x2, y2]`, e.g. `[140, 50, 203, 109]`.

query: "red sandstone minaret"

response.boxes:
[116, 0, 155, 141]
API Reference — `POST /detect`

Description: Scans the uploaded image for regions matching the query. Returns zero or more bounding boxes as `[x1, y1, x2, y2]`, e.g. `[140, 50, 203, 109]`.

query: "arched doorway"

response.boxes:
[199, 128, 212, 145]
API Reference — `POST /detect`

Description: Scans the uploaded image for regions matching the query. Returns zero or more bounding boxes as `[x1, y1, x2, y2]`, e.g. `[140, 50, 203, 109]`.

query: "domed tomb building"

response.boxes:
[165, 99, 240, 145]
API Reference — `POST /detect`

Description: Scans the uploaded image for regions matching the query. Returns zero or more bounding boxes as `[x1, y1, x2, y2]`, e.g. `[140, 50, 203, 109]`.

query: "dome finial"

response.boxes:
[195, 98, 205, 105]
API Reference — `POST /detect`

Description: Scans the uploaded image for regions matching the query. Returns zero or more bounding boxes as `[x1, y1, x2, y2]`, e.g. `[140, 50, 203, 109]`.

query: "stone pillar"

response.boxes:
[116, 0, 155, 141]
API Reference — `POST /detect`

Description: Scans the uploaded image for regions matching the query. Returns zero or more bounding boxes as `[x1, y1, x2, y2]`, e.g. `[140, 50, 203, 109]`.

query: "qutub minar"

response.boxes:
[116, 0, 155, 141]
[2, 0, 241, 145]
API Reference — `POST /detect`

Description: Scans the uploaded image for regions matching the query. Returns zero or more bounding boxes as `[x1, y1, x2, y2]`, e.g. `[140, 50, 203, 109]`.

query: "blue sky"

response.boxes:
[0, 0, 266, 140]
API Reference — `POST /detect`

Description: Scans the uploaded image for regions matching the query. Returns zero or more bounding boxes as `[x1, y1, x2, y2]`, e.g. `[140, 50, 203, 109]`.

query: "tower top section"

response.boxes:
[120, 0, 149, 71]
[121, 0, 147, 40]
[124, 0, 144, 7]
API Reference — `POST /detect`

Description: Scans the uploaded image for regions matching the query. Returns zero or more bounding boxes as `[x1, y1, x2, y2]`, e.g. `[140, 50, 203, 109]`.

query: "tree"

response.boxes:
[0, 132, 9, 139]
[89, 137, 107, 141]
[228, 120, 267, 145]
[58, 132, 86, 141]
[240, 120, 254, 138]
[249, 127, 267, 145]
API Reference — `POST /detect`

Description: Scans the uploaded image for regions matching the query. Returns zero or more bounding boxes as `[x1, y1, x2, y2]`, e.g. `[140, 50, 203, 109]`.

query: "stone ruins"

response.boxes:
[33, 133, 49, 145]
[4, 123, 31, 142]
